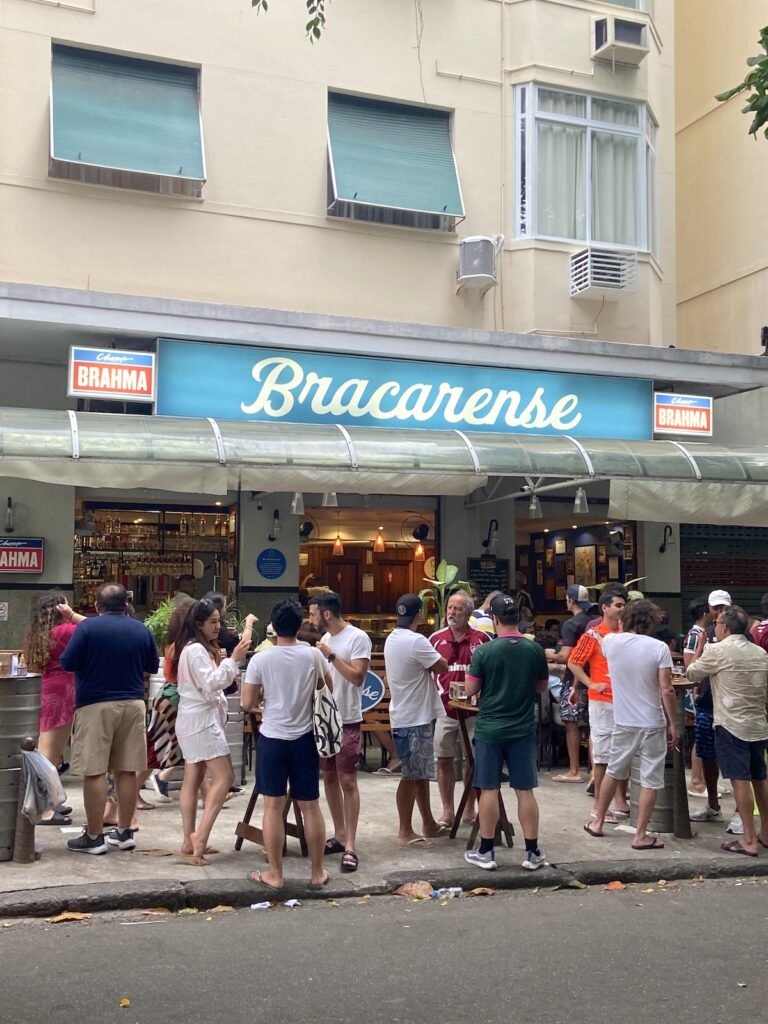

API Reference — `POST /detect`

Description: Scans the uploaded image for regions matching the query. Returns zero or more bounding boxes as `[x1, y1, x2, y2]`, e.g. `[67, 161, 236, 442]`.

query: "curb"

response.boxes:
[2, 856, 767, 918]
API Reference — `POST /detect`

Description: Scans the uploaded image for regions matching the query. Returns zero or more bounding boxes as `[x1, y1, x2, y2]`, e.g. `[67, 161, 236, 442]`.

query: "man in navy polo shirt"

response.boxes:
[61, 583, 159, 854]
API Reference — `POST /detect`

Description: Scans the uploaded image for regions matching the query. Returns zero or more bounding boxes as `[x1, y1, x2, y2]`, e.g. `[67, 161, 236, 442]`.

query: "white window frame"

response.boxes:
[516, 83, 657, 253]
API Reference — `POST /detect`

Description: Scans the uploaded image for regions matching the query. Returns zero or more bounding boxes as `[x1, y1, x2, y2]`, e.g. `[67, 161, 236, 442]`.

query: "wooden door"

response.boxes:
[374, 560, 411, 614]
[322, 559, 360, 615]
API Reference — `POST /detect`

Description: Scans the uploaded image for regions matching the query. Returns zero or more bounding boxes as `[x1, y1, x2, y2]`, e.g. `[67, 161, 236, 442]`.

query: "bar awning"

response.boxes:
[2, 408, 768, 504]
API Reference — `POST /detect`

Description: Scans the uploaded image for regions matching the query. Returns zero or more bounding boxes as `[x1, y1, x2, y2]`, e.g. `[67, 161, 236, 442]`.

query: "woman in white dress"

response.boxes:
[173, 598, 255, 864]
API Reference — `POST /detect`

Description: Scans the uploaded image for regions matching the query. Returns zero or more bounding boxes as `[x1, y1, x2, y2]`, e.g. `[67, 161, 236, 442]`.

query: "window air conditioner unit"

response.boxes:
[569, 247, 638, 299]
[592, 16, 649, 67]
[457, 235, 503, 294]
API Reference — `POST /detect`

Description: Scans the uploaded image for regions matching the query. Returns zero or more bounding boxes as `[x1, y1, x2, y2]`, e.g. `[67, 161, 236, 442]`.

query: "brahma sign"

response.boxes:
[67, 347, 156, 402]
[0, 538, 45, 573]
[653, 393, 713, 437]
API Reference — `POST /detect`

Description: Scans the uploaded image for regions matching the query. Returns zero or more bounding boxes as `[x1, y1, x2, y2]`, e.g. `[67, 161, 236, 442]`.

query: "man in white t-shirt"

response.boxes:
[242, 600, 332, 892]
[383, 593, 449, 849]
[308, 591, 371, 874]
[585, 599, 677, 851]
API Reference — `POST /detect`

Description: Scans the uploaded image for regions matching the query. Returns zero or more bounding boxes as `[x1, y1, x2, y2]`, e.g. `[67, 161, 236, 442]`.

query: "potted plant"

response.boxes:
[419, 559, 471, 628]
[143, 598, 175, 657]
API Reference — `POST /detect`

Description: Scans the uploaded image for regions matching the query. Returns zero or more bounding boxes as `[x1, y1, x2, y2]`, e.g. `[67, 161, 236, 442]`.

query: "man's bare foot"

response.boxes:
[190, 832, 211, 866]
[181, 841, 219, 855]
[136, 798, 155, 811]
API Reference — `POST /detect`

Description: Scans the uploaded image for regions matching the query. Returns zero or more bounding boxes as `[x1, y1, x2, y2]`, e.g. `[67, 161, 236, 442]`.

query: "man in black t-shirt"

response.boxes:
[546, 584, 592, 782]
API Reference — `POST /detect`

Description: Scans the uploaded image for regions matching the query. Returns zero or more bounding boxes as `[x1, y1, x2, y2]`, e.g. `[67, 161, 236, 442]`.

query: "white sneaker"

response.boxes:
[689, 806, 723, 822]
[726, 812, 744, 835]
[464, 849, 497, 870]
[522, 850, 549, 871]
[688, 788, 707, 799]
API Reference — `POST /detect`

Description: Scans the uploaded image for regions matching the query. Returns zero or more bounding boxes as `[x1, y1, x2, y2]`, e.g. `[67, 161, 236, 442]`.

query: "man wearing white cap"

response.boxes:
[546, 584, 593, 782]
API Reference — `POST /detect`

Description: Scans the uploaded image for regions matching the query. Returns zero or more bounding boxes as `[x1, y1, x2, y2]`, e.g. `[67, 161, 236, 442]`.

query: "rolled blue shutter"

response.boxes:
[328, 93, 463, 217]
[51, 45, 204, 181]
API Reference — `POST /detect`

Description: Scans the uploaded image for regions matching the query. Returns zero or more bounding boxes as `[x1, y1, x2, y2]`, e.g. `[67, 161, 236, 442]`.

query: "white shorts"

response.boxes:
[434, 715, 474, 759]
[589, 701, 615, 764]
[177, 722, 231, 764]
[607, 725, 667, 790]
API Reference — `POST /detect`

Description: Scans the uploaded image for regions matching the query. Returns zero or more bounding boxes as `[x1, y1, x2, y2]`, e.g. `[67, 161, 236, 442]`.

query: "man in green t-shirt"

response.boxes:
[464, 594, 549, 873]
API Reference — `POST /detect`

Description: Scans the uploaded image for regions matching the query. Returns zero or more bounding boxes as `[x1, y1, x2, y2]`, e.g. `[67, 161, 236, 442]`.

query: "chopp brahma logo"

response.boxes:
[68, 347, 156, 402]
[654, 393, 712, 436]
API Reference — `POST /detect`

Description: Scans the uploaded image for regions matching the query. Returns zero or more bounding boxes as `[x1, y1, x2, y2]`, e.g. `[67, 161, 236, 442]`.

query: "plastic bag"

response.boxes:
[21, 750, 67, 824]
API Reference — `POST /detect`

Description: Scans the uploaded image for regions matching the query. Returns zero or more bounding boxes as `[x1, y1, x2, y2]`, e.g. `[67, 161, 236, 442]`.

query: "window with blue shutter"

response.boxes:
[327, 93, 464, 231]
[50, 45, 205, 198]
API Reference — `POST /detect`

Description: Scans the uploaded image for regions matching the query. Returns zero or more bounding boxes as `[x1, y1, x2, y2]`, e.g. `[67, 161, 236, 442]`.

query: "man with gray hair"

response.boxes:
[687, 604, 768, 857]
[429, 590, 488, 829]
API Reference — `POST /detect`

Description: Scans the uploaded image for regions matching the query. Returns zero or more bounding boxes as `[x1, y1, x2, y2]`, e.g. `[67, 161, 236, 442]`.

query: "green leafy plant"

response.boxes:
[715, 27, 768, 139]
[251, 0, 328, 41]
[419, 560, 471, 627]
[143, 598, 175, 649]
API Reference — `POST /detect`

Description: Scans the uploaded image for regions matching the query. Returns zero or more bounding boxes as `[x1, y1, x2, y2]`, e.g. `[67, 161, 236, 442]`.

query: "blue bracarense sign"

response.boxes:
[156, 339, 653, 440]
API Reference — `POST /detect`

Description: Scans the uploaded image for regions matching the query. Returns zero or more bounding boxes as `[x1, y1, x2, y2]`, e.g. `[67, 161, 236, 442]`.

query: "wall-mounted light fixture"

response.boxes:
[481, 518, 499, 553]
[527, 494, 543, 519]
[321, 492, 338, 508]
[573, 487, 590, 515]
[658, 524, 675, 554]
[4, 497, 14, 534]
[268, 509, 281, 542]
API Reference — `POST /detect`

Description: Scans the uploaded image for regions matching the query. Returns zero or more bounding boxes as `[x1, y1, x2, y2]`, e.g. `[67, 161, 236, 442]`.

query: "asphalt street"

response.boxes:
[2, 878, 767, 1024]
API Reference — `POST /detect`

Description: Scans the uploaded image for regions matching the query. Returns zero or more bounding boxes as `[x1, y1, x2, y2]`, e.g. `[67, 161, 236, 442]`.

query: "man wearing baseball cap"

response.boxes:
[384, 594, 449, 848]
[546, 585, 593, 783]
[464, 594, 550, 871]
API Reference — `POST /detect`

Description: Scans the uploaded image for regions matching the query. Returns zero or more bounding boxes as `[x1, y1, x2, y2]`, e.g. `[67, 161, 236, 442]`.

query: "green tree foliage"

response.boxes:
[251, 0, 328, 41]
[715, 27, 768, 139]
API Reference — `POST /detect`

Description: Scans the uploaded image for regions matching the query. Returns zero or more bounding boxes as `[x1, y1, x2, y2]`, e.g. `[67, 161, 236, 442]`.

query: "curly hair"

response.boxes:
[24, 592, 68, 673]
[621, 599, 662, 636]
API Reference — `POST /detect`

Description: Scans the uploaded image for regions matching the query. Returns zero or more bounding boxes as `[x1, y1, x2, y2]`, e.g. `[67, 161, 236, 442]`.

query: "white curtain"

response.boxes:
[591, 130, 638, 245]
[537, 123, 586, 239]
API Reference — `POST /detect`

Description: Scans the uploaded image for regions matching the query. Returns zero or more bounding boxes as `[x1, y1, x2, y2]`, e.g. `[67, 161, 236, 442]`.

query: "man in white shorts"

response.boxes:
[584, 599, 677, 850]
[309, 591, 371, 874]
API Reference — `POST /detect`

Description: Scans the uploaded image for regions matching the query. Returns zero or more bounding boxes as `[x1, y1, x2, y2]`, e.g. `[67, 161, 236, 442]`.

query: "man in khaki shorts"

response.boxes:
[61, 583, 159, 854]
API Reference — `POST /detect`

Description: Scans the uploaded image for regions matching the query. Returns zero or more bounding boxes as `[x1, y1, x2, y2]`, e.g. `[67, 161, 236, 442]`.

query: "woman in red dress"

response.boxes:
[24, 593, 85, 824]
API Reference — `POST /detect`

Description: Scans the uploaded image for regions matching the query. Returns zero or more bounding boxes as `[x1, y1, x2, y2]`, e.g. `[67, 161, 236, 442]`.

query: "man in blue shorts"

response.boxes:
[464, 594, 550, 872]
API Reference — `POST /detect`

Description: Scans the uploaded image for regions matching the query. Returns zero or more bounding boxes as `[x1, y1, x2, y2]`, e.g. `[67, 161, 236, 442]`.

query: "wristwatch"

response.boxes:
[327, 652, 336, 663]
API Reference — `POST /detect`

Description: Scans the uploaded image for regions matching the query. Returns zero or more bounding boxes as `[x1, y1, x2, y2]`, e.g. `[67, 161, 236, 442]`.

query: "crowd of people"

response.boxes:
[21, 573, 768, 887]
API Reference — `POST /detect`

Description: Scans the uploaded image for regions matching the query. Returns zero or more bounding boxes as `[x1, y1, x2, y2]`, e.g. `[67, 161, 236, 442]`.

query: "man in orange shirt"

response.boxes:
[567, 588, 629, 821]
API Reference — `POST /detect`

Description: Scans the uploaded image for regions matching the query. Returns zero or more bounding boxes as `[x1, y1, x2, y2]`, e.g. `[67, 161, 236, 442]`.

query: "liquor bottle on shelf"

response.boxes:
[214, 514, 223, 538]
[199, 514, 207, 536]
[179, 513, 188, 537]
[189, 514, 197, 537]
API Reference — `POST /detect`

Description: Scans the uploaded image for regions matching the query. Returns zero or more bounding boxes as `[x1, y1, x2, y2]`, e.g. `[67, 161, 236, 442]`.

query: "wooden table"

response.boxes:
[447, 699, 515, 851]
[234, 709, 308, 856]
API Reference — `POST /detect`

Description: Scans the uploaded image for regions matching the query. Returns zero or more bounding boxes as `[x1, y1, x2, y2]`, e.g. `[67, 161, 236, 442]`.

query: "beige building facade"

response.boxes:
[676, 0, 768, 358]
[1, 0, 674, 343]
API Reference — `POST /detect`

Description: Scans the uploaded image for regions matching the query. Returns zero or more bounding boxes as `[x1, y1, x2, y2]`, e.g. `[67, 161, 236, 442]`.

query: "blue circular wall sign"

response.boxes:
[256, 547, 287, 580]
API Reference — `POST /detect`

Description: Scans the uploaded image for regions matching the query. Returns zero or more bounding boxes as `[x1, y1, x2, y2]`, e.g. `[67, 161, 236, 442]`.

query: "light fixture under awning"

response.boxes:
[2, 407, 768, 500]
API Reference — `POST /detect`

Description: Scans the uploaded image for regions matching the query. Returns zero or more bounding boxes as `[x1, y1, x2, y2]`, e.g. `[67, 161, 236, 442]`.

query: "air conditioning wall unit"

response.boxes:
[569, 247, 638, 300]
[591, 15, 649, 67]
[457, 235, 503, 294]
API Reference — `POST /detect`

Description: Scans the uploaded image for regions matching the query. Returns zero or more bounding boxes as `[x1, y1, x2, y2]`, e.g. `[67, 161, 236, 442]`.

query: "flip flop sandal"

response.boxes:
[246, 870, 282, 892]
[583, 823, 604, 838]
[424, 824, 451, 837]
[397, 836, 434, 849]
[308, 871, 331, 890]
[631, 837, 665, 851]
[38, 812, 73, 826]
[721, 840, 758, 858]
[552, 775, 584, 783]
[324, 838, 345, 855]
[340, 849, 359, 873]
[56, 804, 73, 816]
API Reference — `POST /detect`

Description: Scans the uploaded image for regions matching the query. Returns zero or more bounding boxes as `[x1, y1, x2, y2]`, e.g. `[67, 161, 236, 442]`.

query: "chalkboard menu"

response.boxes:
[467, 557, 510, 598]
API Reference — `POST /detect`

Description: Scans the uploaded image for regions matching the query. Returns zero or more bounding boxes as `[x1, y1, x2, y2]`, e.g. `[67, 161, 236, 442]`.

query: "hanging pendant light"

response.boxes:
[290, 491, 305, 516]
[374, 525, 385, 552]
[414, 541, 425, 560]
[528, 494, 543, 519]
[573, 487, 590, 515]
[322, 492, 338, 507]
[333, 511, 344, 557]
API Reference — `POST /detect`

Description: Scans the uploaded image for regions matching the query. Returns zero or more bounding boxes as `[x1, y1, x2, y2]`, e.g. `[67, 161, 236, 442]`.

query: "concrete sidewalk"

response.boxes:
[1, 768, 764, 917]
